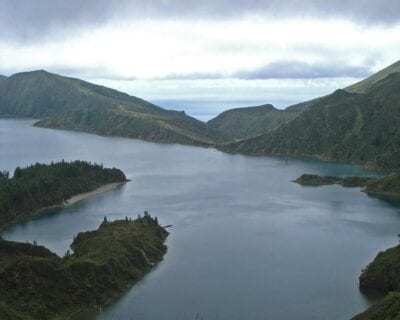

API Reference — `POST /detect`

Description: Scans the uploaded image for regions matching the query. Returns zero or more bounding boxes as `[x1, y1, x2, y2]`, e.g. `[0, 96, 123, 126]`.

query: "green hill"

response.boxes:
[0, 70, 220, 145]
[345, 60, 400, 94]
[220, 70, 400, 171]
[0, 213, 168, 320]
[207, 104, 300, 141]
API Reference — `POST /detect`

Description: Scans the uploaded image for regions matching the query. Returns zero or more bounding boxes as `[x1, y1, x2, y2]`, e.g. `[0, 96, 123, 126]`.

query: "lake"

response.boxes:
[1, 118, 399, 320]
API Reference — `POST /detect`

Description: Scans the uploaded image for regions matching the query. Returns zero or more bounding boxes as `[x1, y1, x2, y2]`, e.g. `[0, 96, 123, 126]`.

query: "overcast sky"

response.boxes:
[0, 0, 399, 119]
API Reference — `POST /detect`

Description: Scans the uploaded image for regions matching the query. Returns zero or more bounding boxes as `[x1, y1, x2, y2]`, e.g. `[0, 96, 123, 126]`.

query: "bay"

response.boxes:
[1, 118, 399, 320]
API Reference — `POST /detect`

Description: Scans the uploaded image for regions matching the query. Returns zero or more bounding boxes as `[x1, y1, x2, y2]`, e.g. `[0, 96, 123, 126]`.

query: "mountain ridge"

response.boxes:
[345, 60, 400, 94]
[0, 70, 221, 146]
[220, 71, 400, 170]
[207, 103, 300, 141]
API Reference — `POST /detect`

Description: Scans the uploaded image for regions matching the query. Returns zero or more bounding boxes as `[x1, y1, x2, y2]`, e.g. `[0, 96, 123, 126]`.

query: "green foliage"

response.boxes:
[0, 214, 168, 320]
[207, 104, 300, 141]
[352, 292, 400, 320]
[0, 70, 221, 146]
[359, 244, 400, 294]
[293, 174, 375, 187]
[221, 72, 400, 171]
[0, 160, 127, 229]
[293, 174, 338, 186]
[346, 60, 400, 94]
[35, 106, 220, 146]
[363, 173, 400, 196]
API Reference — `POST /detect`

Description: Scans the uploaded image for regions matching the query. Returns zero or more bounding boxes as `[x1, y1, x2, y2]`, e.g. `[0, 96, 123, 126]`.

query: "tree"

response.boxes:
[0, 170, 9, 179]
[14, 167, 22, 178]
[63, 250, 71, 259]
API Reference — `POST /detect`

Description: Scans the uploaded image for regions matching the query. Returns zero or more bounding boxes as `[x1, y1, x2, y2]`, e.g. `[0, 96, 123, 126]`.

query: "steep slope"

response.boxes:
[207, 104, 299, 141]
[221, 72, 400, 170]
[0, 70, 220, 145]
[0, 70, 165, 117]
[345, 60, 400, 94]
[284, 96, 324, 113]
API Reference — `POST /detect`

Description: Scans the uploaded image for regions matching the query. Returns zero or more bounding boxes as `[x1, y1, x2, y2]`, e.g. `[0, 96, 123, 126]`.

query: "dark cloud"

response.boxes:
[1, 0, 400, 43]
[234, 61, 372, 79]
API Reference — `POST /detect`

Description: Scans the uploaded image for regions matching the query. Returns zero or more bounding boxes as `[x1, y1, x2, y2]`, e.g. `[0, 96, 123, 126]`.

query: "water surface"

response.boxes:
[1, 118, 400, 320]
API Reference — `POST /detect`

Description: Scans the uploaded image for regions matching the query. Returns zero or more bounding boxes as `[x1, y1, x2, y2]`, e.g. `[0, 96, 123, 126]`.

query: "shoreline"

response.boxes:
[0, 181, 128, 232]
[64, 182, 127, 207]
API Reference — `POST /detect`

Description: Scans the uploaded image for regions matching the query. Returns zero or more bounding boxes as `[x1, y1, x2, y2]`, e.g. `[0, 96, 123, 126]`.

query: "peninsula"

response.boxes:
[0, 213, 168, 320]
[0, 160, 128, 230]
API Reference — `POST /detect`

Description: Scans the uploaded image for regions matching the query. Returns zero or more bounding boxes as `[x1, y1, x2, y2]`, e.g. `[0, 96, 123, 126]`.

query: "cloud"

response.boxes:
[1, 0, 400, 43]
[234, 61, 372, 79]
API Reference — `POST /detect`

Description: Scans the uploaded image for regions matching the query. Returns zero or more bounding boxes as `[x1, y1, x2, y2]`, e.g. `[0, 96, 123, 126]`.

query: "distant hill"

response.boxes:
[207, 104, 299, 141]
[0, 70, 220, 145]
[220, 70, 400, 170]
[345, 60, 400, 94]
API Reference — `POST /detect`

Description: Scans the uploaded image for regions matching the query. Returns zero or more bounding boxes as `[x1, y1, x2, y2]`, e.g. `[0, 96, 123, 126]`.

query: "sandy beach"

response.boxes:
[64, 182, 126, 206]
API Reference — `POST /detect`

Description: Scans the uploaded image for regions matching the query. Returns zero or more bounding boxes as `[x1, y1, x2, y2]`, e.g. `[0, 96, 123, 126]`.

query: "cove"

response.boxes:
[1, 118, 400, 320]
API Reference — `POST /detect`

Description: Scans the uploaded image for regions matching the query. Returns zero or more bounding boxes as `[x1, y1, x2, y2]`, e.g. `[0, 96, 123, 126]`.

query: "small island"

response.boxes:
[292, 174, 374, 187]
[0, 213, 168, 320]
[0, 160, 128, 230]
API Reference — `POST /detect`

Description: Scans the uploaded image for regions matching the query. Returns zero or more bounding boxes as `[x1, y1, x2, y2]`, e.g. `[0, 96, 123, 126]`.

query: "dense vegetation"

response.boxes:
[359, 245, 400, 294]
[0, 161, 127, 229]
[352, 244, 400, 319]
[2, 63, 400, 164]
[35, 106, 219, 146]
[0, 213, 168, 320]
[0, 70, 220, 145]
[352, 292, 400, 320]
[221, 71, 400, 171]
[363, 173, 400, 196]
[207, 104, 299, 141]
[293, 174, 374, 187]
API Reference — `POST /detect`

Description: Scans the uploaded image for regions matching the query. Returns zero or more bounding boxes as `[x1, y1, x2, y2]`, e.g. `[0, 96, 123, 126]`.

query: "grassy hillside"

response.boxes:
[0, 161, 127, 230]
[0, 70, 220, 145]
[207, 104, 299, 141]
[0, 213, 168, 320]
[221, 72, 400, 171]
[0, 70, 165, 117]
[35, 106, 219, 146]
[346, 60, 400, 94]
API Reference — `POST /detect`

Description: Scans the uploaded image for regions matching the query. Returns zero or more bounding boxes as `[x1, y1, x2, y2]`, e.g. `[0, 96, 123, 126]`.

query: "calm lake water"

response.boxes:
[1, 118, 400, 320]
